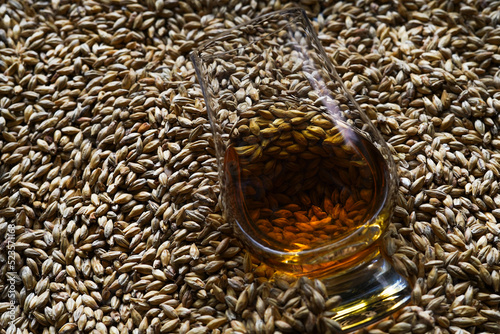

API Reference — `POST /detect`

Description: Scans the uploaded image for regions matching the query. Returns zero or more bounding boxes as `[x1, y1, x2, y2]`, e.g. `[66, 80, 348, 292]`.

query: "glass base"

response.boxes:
[321, 252, 411, 332]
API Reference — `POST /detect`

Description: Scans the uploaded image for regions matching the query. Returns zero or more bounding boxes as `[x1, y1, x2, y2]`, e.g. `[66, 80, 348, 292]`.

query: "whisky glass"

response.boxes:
[191, 8, 410, 331]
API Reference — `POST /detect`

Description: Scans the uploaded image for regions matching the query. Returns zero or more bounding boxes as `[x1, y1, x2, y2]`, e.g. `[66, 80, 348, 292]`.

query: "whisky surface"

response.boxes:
[224, 124, 391, 254]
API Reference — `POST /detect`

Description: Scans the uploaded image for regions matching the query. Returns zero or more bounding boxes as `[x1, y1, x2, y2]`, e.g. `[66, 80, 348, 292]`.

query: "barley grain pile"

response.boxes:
[1, 0, 500, 333]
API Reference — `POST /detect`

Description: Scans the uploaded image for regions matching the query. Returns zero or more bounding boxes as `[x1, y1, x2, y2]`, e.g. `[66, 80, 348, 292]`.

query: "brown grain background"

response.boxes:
[0, 0, 499, 333]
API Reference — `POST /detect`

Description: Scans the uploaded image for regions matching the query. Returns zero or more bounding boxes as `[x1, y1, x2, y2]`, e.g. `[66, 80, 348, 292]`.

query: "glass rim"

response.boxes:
[190, 7, 308, 62]
[189, 5, 398, 174]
